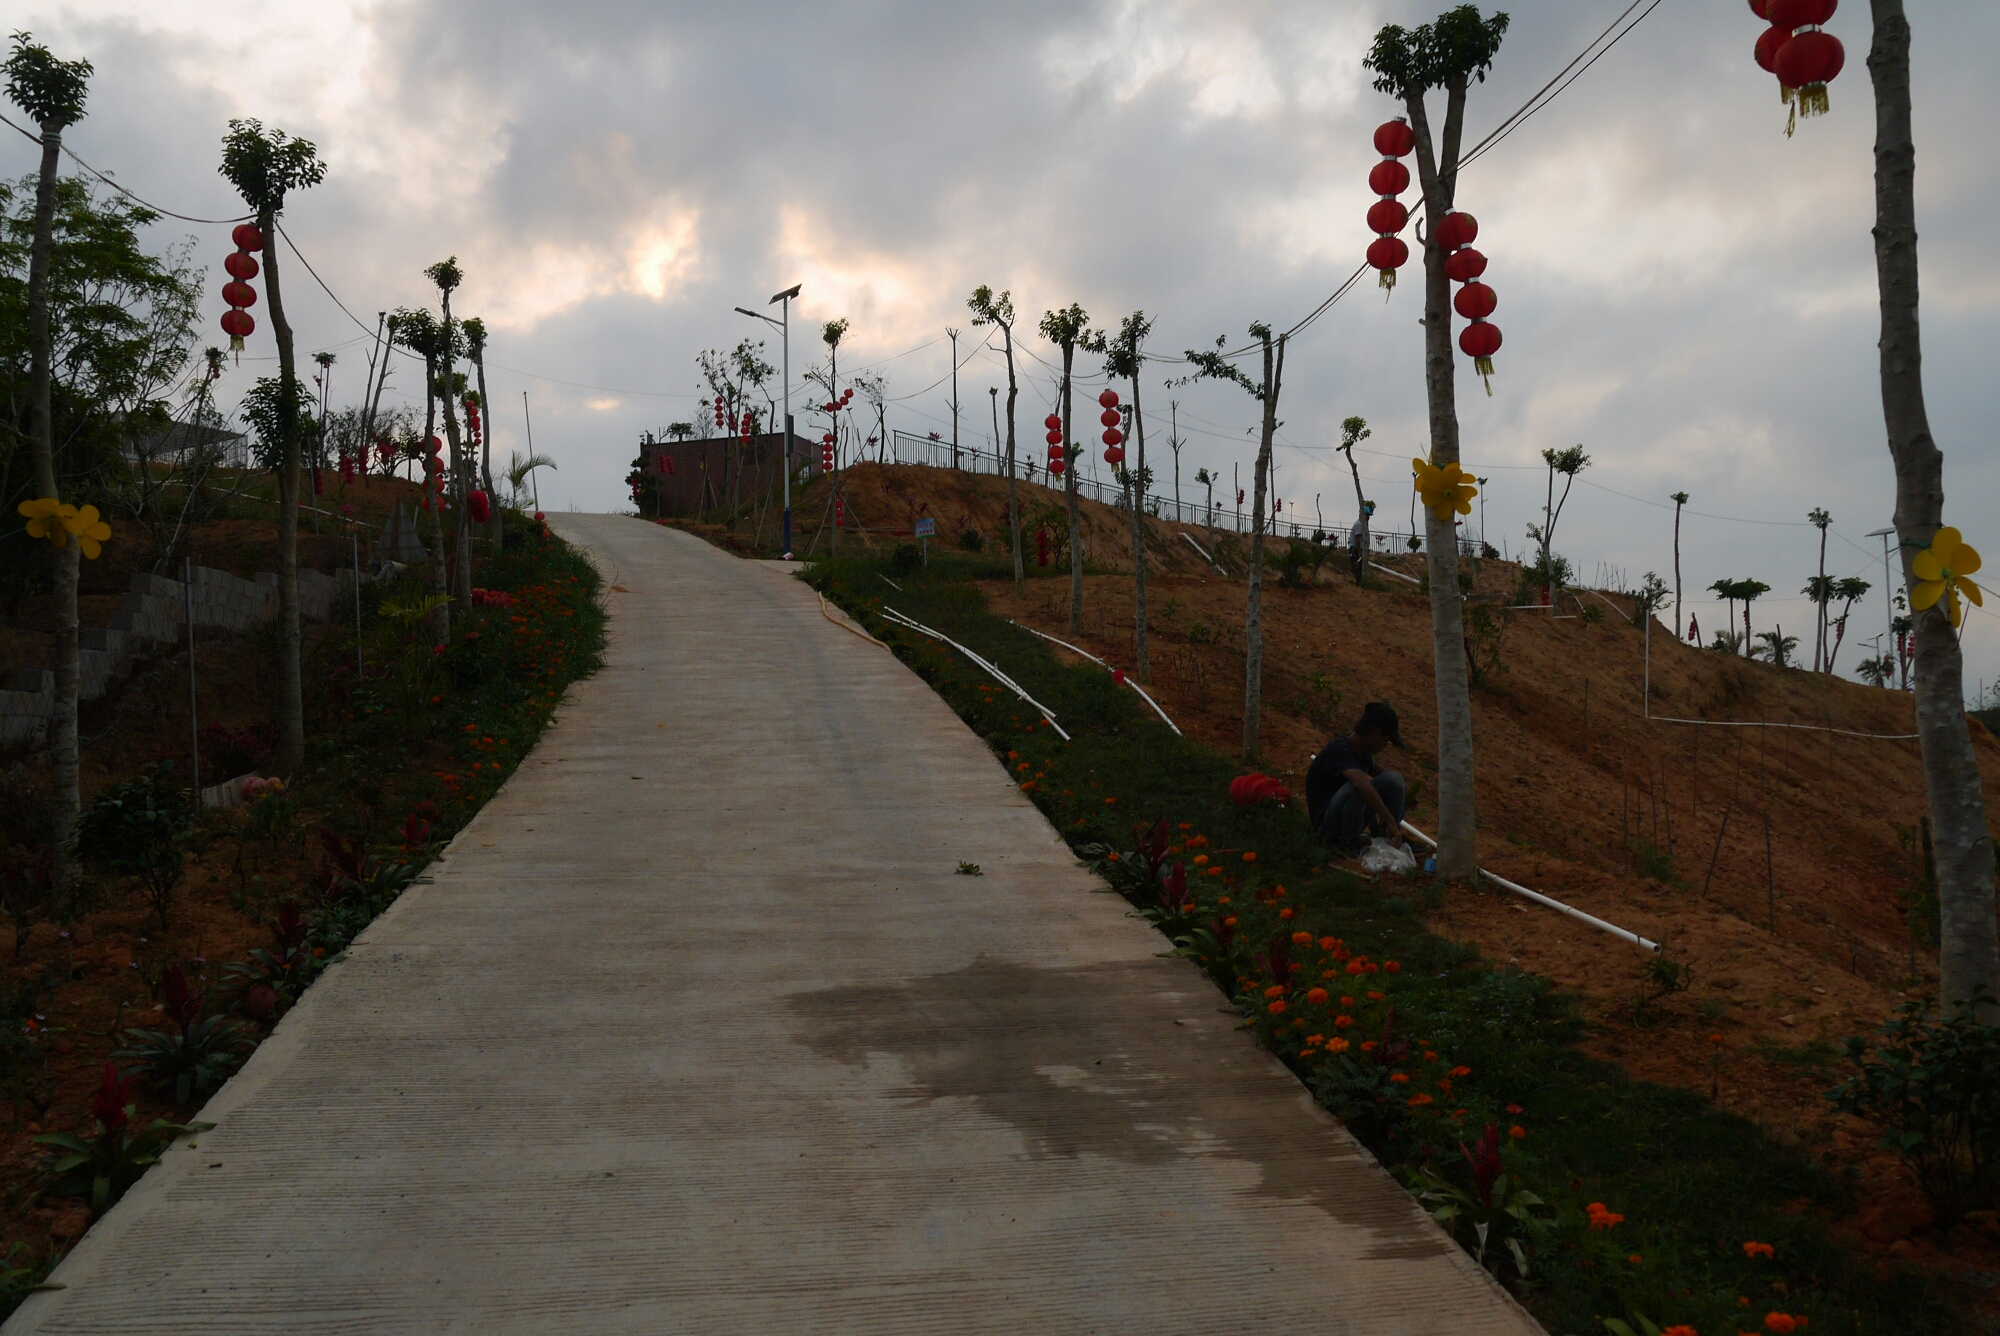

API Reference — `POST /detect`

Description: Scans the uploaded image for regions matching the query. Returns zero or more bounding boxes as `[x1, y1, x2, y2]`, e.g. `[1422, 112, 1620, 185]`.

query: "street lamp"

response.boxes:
[736, 282, 800, 557]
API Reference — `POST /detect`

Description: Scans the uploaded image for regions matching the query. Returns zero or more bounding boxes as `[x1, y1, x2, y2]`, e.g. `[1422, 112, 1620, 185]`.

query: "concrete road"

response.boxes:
[6, 515, 1541, 1335]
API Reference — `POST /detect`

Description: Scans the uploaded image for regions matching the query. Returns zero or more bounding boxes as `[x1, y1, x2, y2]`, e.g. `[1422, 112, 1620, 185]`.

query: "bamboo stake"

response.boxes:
[1702, 801, 1734, 900]
[1765, 810, 1775, 932]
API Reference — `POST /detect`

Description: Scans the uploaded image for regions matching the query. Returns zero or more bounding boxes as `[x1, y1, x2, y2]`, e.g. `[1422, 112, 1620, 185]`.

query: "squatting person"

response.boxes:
[1305, 701, 1408, 857]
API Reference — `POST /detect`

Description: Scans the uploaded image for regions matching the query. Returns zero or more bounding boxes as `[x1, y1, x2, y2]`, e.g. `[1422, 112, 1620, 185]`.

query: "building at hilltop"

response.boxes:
[632, 430, 819, 519]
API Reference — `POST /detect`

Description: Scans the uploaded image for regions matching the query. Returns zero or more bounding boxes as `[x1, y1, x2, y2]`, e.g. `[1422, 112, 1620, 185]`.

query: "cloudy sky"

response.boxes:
[8, 0, 1999, 695]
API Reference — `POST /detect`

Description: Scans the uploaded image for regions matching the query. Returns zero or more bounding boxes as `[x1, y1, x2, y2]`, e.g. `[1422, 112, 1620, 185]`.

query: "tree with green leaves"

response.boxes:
[1038, 304, 1095, 632]
[967, 285, 1023, 586]
[1670, 490, 1689, 639]
[390, 306, 450, 642]
[1103, 311, 1156, 680]
[462, 316, 499, 553]
[819, 318, 848, 554]
[1707, 576, 1740, 652]
[5, 31, 92, 897]
[1363, 4, 1508, 877]
[1185, 323, 1285, 762]
[1532, 444, 1589, 607]
[218, 118, 324, 774]
[1337, 416, 1371, 584]
[1824, 575, 1871, 676]
[423, 257, 474, 601]
[1808, 507, 1832, 670]
[1734, 577, 1771, 652]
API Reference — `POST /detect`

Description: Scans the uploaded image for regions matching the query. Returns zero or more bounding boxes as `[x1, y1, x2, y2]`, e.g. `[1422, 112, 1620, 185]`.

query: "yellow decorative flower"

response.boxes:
[1910, 526, 1983, 627]
[1411, 457, 1478, 521]
[61, 504, 111, 560]
[17, 497, 76, 549]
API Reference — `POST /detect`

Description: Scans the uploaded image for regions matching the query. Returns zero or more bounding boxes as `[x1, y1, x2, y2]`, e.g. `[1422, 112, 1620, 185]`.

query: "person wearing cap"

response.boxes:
[1305, 701, 1408, 856]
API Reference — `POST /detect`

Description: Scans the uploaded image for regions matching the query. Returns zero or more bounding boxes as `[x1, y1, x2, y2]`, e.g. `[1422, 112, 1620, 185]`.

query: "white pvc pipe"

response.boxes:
[1373, 563, 1422, 586]
[1006, 620, 1184, 736]
[1398, 821, 1660, 954]
[1180, 532, 1227, 575]
[880, 606, 1071, 740]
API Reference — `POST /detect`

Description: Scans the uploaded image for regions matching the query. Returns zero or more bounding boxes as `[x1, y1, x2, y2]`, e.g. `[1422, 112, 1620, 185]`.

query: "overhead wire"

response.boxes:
[0, 109, 253, 224]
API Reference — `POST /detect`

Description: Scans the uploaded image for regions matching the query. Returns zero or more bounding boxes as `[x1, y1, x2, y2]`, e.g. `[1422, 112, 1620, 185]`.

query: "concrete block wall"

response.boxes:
[0, 563, 356, 745]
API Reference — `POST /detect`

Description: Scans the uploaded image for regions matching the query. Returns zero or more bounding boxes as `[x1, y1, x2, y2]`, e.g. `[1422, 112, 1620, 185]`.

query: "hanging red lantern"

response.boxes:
[1367, 119, 1417, 290]
[1373, 118, 1414, 158]
[1104, 446, 1124, 466]
[1748, 0, 1768, 15]
[1435, 211, 1478, 249]
[220, 308, 255, 342]
[1044, 414, 1062, 430]
[1774, 29, 1843, 120]
[1102, 427, 1124, 447]
[1753, 22, 1790, 72]
[1045, 429, 1063, 446]
[1099, 408, 1120, 428]
[224, 251, 259, 280]
[467, 489, 491, 523]
[1036, 528, 1050, 566]
[1048, 458, 1065, 477]
[1098, 388, 1119, 409]
[1453, 282, 1497, 320]
[222, 280, 257, 309]
[1366, 237, 1409, 273]
[1767, 0, 1834, 27]
[338, 453, 355, 485]
[1367, 160, 1410, 196]
[1366, 199, 1410, 235]
[1444, 246, 1488, 283]
[231, 222, 264, 252]
[1459, 320, 1502, 379]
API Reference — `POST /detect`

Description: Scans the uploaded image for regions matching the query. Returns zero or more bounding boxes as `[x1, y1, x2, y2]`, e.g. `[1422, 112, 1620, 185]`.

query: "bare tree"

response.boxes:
[219, 117, 325, 774]
[1671, 490, 1689, 639]
[1103, 311, 1156, 680]
[968, 286, 1023, 585]
[1364, 5, 1508, 878]
[1337, 416, 1371, 583]
[1186, 324, 1286, 761]
[463, 317, 500, 553]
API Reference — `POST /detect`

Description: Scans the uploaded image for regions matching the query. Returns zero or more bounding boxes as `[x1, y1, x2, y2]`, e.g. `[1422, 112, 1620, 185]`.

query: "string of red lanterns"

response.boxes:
[219, 222, 262, 355]
[1099, 387, 1124, 468]
[1750, 0, 1843, 136]
[1436, 210, 1501, 396]
[1044, 411, 1066, 477]
[1366, 119, 1414, 291]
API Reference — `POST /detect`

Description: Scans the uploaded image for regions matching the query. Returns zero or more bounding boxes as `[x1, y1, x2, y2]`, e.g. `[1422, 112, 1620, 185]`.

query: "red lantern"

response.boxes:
[220, 308, 255, 341]
[1774, 29, 1843, 120]
[1098, 388, 1119, 409]
[1048, 458, 1066, 477]
[1104, 446, 1124, 466]
[1035, 528, 1050, 566]
[1366, 199, 1409, 235]
[1767, 0, 1834, 27]
[222, 281, 257, 309]
[1435, 211, 1478, 249]
[224, 251, 259, 280]
[1459, 320, 1502, 384]
[1748, 0, 1768, 15]
[1453, 282, 1497, 320]
[1102, 427, 1123, 447]
[1366, 237, 1409, 272]
[1045, 429, 1063, 446]
[1367, 160, 1410, 196]
[231, 222, 264, 252]
[1444, 246, 1488, 283]
[1044, 414, 1061, 430]
[467, 489, 491, 523]
[1373, 119, 1413, 158]
[338, 453, 355, 485]
[534, 510, 545, 522]
[1099, 408, 1120, 428]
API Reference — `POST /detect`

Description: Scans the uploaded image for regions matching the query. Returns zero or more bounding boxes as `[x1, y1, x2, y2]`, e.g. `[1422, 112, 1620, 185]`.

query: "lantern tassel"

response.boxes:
[1378, 268, 1396, 294]
[1474, 356, 1495, 397]
[1797, 82, 1830, 121]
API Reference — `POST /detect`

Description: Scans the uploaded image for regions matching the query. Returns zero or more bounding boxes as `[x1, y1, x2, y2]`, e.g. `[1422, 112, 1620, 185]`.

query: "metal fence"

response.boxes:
[881, 430, 1479, 558]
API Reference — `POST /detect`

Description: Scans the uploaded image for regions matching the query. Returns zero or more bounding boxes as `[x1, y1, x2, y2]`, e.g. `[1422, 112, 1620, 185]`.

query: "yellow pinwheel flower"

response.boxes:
[1910, 526, 1983, 627]
[17, 497, 76, 549]
[61, 504, 112, 560]
[1411, 456, 1478, 522]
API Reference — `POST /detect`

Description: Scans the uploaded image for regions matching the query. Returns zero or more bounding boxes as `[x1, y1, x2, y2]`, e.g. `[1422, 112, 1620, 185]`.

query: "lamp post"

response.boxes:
[737, 282, 800, 556]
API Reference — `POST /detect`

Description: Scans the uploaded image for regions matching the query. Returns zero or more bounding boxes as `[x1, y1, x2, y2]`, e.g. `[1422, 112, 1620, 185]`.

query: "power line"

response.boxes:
[1458, 0, 1670, 173]
[0, 109, 253, 224]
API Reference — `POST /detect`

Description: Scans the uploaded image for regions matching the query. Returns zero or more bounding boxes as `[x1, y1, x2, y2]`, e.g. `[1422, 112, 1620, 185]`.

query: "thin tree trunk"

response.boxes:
[423, 354, 449, 644]
[258, 209, 306, 774]
[1343, 446, 1370, 584]
[1063, 342, 1081, 633]
[1870, 0, 1998, 1017]
[1242, 334, 1284, 762]
[1672, 500, 1684, 640]
[1815, 524, 1829, 671]
[1004, 326, 1022, 587]
[360, 314, 389, 476]
[437, 292, 471, 601]
[1129, 369, 1150, 681]
[475, 351, 500, 553]
[1407, 80, 1479, 879]
[26, 122, 80, 899]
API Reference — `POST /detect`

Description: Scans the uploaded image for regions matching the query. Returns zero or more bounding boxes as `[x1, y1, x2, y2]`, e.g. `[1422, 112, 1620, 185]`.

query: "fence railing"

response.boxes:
[879, 430, 1480, 558]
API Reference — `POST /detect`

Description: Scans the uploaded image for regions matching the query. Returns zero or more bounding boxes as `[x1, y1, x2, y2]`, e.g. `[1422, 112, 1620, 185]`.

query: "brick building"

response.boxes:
[633, 430, 818, 518]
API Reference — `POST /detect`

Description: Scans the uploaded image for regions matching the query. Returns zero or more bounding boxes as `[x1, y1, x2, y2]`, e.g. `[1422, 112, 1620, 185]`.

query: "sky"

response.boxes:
[7, 0, 1999, 698]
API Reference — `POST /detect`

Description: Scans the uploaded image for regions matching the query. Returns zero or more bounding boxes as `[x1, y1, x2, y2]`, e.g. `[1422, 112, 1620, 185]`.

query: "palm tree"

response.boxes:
[1708, 577, 1739, 652]
[1824, 575, 1872, 676]
[506, 451, 557, 510]
[1103, 311, 1156, 680]
[5, 32, 91, 900]
[1038, 304, 1095, 633]
[1802, 574, 1836, 669]
[967, 286, 1022, 586]
[1671, 491, 1689, 638]
[1735, 579, 1772, 654]
[1753, 628, 1799, 668]
[1364, 5, 1509, 878]
[219, 118, 325, 775]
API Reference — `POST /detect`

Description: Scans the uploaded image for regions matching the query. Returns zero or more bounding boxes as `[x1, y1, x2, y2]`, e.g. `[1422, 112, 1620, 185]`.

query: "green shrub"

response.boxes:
[72, 766, 192, 929]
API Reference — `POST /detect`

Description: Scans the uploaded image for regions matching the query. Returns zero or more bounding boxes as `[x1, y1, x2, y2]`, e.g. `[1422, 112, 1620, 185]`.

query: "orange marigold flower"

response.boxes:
[1222, 916, 1237, 928]
[1367, 990, 1385, 1001]
[1450, 1065, 1471, 1078]
[1340, 996, 1355, 1007]
[1218, 896, 1231, 905]
[1437, 1080, 1453, 1094]
[1243, 852, 1257, 862]
[1508, 1125, 1526, 1140]
[1328, 1037, 1351, 1054]
[1334, 1015, 1353, 1029]
[1407, 1094, 1434, 1108]
[1627, 1254, 1643, 1265]
[1585, 1202, 1624, 1229]
[1016, 762, 1031, 772]
[1389, 1072, 1410, 1084]
[1278, 908, 1294, 920]
[1193, 854, 1208, 866]
[1384, 961, 1400, 973]
[1267, 1000, 1287, 1015]
[1360, 1040, 1377, 1052]
[1178, 822, 1192, 831]
[1742, 1241, 1775, 1261]
[1506, 1103, 1524, 1115]
[1346, 961, 1365, 975]
[1306, 988, 1329, 1005]
[1263, 985, 1287, 998]
[1662, 1328, 1697, 1336]
[1306, 1034, 1324, 1046]
[1291, 931, 1313, 945]
[1764, 1314, 1800, 1335]
[1318, 936, 1338, 950]
[1364, 962, 1380, 974]
[1708, 1033, 1724, 1045]
[1207, 867, 1224, 878]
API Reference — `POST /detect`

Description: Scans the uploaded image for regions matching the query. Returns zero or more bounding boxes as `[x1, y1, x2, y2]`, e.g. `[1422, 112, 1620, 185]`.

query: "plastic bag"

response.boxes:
[1358, 836, 1418, 877]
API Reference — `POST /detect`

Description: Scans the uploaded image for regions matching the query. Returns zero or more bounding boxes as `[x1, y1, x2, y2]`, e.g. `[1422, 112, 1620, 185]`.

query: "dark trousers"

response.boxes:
[1318, 771, 1406, 847]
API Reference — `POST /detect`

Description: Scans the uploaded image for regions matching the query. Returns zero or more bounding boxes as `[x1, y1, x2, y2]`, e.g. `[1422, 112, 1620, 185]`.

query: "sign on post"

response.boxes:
[914, 516, 935, 566]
